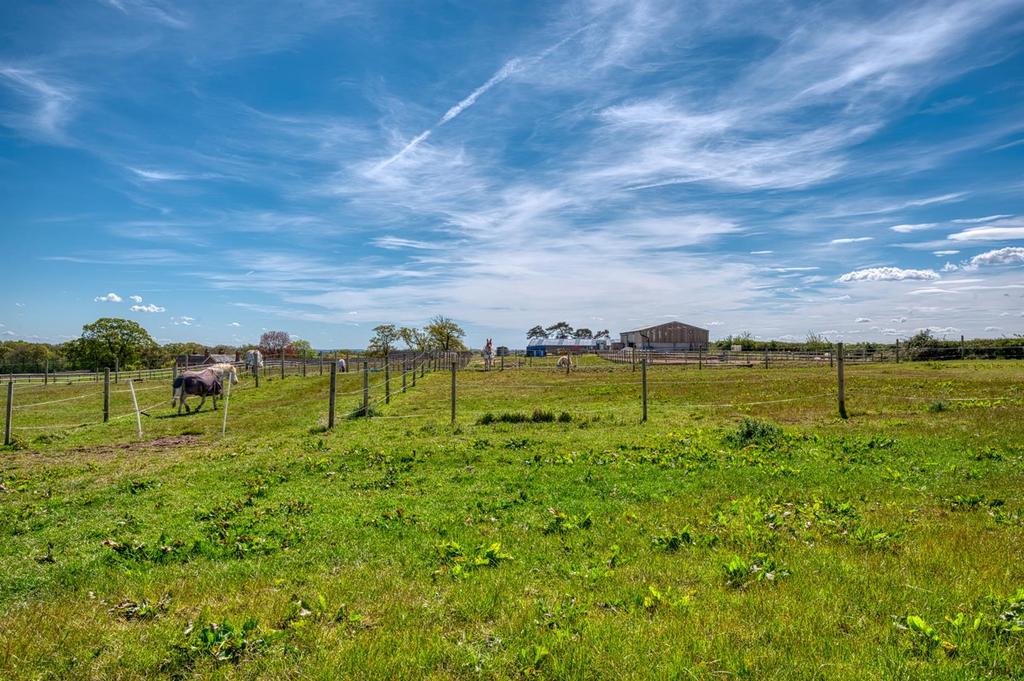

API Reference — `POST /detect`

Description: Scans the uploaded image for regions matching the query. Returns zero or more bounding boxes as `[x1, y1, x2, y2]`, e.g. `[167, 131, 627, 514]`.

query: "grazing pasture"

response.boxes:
[1, 360, 1022, 679]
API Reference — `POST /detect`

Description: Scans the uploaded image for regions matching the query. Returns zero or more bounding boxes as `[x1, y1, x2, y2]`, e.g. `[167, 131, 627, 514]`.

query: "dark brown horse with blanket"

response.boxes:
[171, 369, 223, 414]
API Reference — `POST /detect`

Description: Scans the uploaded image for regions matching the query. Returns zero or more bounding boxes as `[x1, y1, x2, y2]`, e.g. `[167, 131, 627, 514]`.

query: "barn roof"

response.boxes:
[620, 321, 709, 334]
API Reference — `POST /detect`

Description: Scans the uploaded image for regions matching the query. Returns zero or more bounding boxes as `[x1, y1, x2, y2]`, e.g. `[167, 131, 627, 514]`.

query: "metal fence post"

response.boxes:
[641, 358, 648, 422]
[328, 362, 337, 429]
[837, 343, 847, 419]
[960, 335, 965, 360]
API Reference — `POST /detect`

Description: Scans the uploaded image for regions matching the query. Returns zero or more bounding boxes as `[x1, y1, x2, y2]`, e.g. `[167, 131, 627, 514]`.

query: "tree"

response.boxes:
[399, 326, 429, 352]
[64, 318, 157, 370]
[291, 339, 317, 359]
[574, 328, 593, 339]
[260, 331, 291, 352]
[904, 330, 936, 348]
[545, 321, 574, 339]
[424, 316, 466, 352]
[594, 329, 610, 339]
[527, 325, 549, 339]
[367, 324, 401, 356]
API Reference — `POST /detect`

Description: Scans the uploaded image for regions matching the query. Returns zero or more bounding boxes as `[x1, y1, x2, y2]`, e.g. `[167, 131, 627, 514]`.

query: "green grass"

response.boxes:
[1, 360, 1023, 679]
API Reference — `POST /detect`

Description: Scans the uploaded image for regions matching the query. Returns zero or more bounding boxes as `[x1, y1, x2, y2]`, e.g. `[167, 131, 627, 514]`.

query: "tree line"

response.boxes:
[365, 316, 467, 357]
[526, 322, 611, 340]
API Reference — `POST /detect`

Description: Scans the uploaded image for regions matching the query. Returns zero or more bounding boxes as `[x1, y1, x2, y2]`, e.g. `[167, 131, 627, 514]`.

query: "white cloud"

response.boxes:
[949, 220, 1024, 241]
[933, 250, 959, 256]
[838, 267, 939, 282]
[891, 317, 907, 323]
[372, 236, 442, 250]
[984, 326, 1002, 332]
[94, 292, 123, 302]
[951, 214, 1012, 224]
[171, 316, 195, 326]
[127, 167, 190, 181]
[967, 247, 1024, 268]
[130, 303, 164, 313]
[750, 250, 773, 255]
[941, 262, 959, 272]
[855, 317, 871, 323]
[0, 67, 75, 143]
[890, 223, 938, 233]
[129, 295, 143, 303]
[228, 322, 241, 327]
[830, 237, 873, 244]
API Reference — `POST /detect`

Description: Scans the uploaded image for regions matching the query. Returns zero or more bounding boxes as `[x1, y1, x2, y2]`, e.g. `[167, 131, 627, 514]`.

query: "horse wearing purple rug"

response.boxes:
[171, 369, 223, 415]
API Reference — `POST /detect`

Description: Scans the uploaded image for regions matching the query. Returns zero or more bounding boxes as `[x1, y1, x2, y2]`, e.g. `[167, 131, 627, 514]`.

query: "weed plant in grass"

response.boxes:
[0, 360, 1022, 678]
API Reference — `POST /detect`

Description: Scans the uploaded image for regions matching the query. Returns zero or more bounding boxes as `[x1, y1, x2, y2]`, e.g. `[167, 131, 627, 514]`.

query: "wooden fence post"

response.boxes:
[385, 359, 391, 404]
[302, 357, 307, 378]
[319, 353, 324, 376]
[895, 339, 900, 364]
[328, 362, 337, 429]
[500, 355, 504, 371]
[641, 358, 648, 422]
[402, 361, 407, 394]
[4, 381, 12, 446]
[280, 350, 286, 380]
[412, 359, 417, 387]
[764, 347, 769, 369]
[837, 343, 847, 419]
[114, 357, 119, 384]
[44, 359, 49, 387]
[362, 360, 369, 416]
[254, 363, 260, 388]
[960, 335, 965, 360]
[450, 363, 457, 425]
[698, 346, 703, 370]
[103, 368, 110, 423]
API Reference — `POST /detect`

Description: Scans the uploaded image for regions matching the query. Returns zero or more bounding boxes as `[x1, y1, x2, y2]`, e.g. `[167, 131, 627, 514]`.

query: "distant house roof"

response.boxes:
[205, 354, 235, 364]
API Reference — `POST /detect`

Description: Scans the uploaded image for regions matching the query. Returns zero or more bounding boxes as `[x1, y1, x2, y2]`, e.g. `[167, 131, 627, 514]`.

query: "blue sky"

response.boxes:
[1, 0, 1023, 349]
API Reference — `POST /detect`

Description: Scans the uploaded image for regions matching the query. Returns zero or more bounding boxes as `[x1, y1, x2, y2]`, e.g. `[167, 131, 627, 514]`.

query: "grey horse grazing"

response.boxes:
[171, 369, 223, 414]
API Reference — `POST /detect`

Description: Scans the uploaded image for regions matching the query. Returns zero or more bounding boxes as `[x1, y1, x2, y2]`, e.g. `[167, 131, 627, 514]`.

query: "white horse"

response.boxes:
[556, 355, 575, 371]
[337, 358, 347, 373]
[204, 362, 239, 385]
[245, 349, 264, 371]
[482, 338, 494, 370]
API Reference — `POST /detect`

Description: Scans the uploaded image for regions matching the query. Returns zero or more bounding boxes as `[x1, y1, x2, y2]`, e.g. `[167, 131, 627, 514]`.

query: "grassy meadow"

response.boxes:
[1, 358, 1022, 679]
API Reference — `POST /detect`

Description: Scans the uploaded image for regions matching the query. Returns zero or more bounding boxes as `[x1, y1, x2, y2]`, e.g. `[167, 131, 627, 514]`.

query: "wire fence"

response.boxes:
[3, 347, 1021, 447]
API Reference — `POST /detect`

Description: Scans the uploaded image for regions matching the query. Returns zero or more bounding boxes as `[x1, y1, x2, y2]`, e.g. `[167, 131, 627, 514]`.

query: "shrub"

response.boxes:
[726, 418, 783, 447]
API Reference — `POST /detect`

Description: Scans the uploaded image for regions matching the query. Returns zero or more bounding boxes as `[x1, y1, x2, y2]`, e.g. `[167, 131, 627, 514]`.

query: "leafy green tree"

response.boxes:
[594, 329, 610, 339]
[399, 326, 429, 352]
[527, 325, 548, 339]
[425, 316, 466, 352]
[290, 339, 317, 359]
[368, 324, 401, 356]
[64, 318, 157, 370]
[574, 328, 593, 339]
[545, 321, 574, 339]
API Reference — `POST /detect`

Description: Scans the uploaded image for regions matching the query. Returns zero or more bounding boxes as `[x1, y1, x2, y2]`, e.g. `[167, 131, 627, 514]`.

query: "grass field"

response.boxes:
[1, 359, 1023, 679]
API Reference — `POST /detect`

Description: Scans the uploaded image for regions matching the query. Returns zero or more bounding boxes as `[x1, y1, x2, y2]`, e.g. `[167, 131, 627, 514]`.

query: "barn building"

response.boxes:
[619, 321, 709, 351]
[525, 337, 612, 357]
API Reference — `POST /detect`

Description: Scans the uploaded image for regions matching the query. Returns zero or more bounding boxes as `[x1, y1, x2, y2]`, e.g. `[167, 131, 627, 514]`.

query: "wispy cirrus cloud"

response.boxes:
[0, 67, 76, 143]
